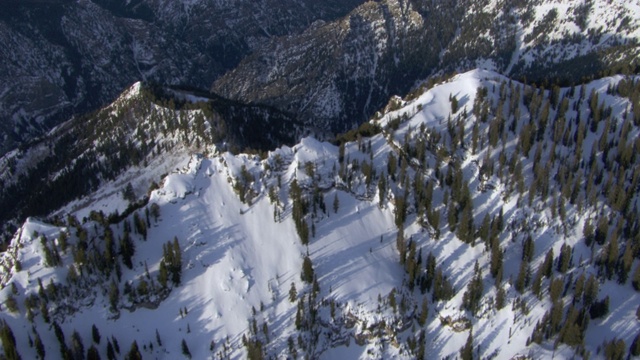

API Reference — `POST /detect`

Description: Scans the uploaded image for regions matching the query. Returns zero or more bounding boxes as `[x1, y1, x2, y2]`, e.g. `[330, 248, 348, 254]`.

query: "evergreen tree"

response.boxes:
[418, 297, 429, 326]
[618, 244, 634, 284]
[110, 337, 119, 354]
[531, 267, 544, 299]
[181, 339, 192, 359]
[53, 321, 71, 360]
[106, 340, 115, 360]
[289, 282, 297, 302]
[87, 345, 100, 360]
[451, 95, 459, 113]
[71, 330, 85, 360]
[457, 201, 474, 244]
[125, 341, 141, 360]
[33, 330, 45, 359]
[0, 320, 21, 360]
[158, 260, 169, 288]
[549, 277, 564, 303]
[462, 261, 484, 315]
[557, 243, 572, 273]
[522, 235, 534, 263]
[333, 193, 339, 214]
[589, 296, 610, 319]
[515, 260, 528, 294]
[119, 231, 135, 269]
[632, 264, 640, 291]
[542, 249, 554, 278]
[460, 330, 473, 360]
[109, 281, 119, 312]
[172, 237, 182, 285]
[631, 331, 640, 356]
[583, 275, 599, 307]
[5, 294, 18, 313]
[92, 324, 101, 344]
[396, 227, 406, 265]
[490, 237, 503, 280]
[496, 285, 506, 310]
[301, 256, 314, 283]
[425, 252, 436, 291]
[603, 338, 626, 360]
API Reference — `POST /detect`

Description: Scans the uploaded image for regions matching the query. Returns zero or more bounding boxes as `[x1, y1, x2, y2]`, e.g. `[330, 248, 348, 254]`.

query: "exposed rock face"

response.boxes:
[1, 0, 639, 153]
[212, 0, 640, 133]
[0, 0, 366, 153]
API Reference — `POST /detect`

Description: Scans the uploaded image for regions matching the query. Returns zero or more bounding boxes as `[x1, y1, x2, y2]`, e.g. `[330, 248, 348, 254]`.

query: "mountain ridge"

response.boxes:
[1, 68, 639, 359]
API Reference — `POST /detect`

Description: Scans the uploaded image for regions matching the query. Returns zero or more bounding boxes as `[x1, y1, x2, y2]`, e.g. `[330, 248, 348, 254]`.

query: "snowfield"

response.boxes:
[0, 69, 639, 359]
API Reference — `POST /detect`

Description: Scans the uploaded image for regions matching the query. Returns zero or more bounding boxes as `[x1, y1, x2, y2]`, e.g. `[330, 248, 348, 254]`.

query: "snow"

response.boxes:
[1, 68, 639, 360]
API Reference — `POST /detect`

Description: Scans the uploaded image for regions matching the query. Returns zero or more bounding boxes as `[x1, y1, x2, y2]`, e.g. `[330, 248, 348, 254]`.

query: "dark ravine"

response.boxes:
[0, 0, 367, 154]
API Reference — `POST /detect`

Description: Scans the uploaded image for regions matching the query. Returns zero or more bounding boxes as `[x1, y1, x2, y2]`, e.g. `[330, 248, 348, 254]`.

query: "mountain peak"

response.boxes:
[2, 69, 638, 359]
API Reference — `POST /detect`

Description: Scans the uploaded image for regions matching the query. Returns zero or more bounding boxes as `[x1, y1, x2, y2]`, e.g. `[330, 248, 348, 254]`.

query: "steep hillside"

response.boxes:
[0, 82, 303, 244]
[212, 0, 640, 134]
[0, 69, 639, 359]
[0, 0, 365, 154]
[3, 0, 639, 157]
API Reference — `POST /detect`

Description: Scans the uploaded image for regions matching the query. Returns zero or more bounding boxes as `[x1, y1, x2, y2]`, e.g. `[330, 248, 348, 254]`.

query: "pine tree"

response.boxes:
[5, 294, 18, 313]
[158, 260, 169, 288]
[0, 320, 21, 360]
[172, 237, 182, 285]
[462, 261, 483, 315]
[583, 274, 599, 307]
[460, 330, 473, 360]
[549, 277, 564, 303]
[109, 281, 119, 312]
[119, 231, 135, 269]
[106, 340, 115, 360]
[515, 260, 528, 294]
[333, 193, 339, 214]
[603, 338, 625, 360]
[542, 249, 554, 278]
[496, 285, 506, 310]
[125, 341, 141, 360]
[92, 324, 101, 344]
[289, 282, 297, 302]
[618, 244, 634, 284]
[522, 235, 534, 263]
[301, 256, 314, 283]
[451, 94, 459, 113]
[418, 298, 429, 326]
[632, 264, 640, 291]
[557, 243, 572, 273]
[631, 331, 640, 356]
[396, 227, 406, 265]
[87, 345, 100, 360]
[490, 237, 503, 280]
[71, 330, 85, 360]
[181, 339, 192, 359]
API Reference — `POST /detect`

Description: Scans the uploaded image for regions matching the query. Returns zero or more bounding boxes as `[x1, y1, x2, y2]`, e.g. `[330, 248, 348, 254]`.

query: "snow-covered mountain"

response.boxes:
[212, 0, 640, 135]
[2, 0, 639, 157]
[0, 82, 302, 244]
[1, 69, 639, 359]
[0, 0, 365, 154]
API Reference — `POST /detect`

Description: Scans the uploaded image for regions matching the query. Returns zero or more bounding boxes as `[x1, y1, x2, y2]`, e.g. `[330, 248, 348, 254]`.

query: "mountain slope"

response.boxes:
[212, 0, 640, 134]
[0, 81, 302, 244]
[1, 69, 639, 359]
[0, 0, 366, 154]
